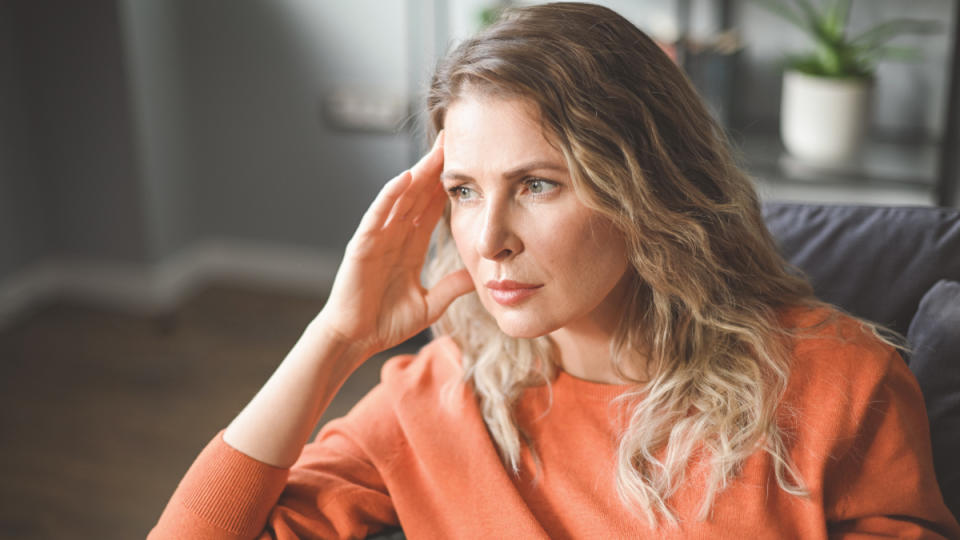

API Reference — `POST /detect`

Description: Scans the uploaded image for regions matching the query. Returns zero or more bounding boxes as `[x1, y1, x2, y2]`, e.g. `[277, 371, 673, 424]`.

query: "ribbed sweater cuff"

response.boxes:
[149, 429, 290, 539]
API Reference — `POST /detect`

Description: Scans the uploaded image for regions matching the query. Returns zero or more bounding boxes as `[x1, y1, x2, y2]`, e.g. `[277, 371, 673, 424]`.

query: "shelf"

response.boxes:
[731, 130, 938, 206]
[674, 0, 958, 206]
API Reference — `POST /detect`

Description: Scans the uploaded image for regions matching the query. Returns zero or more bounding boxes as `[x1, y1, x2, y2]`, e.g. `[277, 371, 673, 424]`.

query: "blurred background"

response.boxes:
[0, 0, 957, 538]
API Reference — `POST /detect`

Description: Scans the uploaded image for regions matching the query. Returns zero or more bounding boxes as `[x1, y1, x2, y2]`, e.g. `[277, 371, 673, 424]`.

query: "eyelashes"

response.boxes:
[525, 178, 558, 195]
[447, 185, 478, 201]
[445, 177, 560, 203]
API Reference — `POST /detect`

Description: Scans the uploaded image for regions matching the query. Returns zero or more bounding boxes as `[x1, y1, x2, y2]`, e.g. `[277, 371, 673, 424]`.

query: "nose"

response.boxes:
[477, 200, 522, 261]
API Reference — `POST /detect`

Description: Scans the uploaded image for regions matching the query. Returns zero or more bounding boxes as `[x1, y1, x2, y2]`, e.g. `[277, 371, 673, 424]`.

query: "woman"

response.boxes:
[150, 3, 959, 538]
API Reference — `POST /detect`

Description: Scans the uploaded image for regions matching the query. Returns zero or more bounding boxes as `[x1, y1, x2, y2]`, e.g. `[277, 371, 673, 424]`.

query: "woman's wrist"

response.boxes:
[222, 317, 371, 467]
[304, 313, 373, 374]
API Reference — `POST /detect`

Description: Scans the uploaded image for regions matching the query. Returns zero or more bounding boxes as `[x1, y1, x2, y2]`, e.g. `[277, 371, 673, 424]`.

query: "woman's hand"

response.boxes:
[221, 138, 470, 467]
[313, 132, 474, 362]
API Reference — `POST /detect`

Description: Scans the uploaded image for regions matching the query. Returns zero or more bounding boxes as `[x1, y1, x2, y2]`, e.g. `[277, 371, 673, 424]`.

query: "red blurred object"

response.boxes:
[656, 40, 679, 63]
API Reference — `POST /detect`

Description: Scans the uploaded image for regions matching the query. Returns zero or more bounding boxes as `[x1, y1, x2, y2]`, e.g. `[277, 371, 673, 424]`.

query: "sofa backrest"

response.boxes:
[762, 202, 960, 337]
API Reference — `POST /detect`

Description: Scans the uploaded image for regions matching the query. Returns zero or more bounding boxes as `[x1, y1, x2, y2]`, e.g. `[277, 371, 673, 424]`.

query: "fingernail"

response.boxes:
[434, 130, 445, 149]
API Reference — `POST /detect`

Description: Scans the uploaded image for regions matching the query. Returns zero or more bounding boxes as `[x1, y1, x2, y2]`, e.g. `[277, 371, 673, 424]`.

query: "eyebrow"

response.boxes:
[440, 160, 569, 182]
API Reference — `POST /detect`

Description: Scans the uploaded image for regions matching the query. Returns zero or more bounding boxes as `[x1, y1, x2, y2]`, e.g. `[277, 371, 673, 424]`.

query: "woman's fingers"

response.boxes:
[404, 182, 448, 264]
[425, 268, 475, 323]
[416, 180, 449, 228]
[385, 132, 445, 225]
[351, 132, 445, 263]
[410, 131, 445, 182]
[356, 171, 412, 235]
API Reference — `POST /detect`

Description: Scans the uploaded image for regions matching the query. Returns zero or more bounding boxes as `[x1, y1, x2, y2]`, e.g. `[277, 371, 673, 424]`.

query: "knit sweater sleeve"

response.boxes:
[148, 356, 414, 540]
[821, 344, 960, 539]
[147, 430, 291, 539]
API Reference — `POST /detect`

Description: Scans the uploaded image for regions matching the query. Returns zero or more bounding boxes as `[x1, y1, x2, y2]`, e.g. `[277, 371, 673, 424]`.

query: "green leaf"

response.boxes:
[783, 53, 823, 75]
[816, 42, 842, 75]
[862, 45, 925, 63]
[849, 18, 943, 50]
[478, 5, 504, 27]
[793, 0, 824, 33]
[751, 0, 940, 78]
[824, 0, 852, 40]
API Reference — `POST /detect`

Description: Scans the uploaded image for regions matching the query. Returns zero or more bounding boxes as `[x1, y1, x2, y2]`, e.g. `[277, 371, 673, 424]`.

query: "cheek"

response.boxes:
[563, 220, 629, 280]
[449, 214, 477, 268]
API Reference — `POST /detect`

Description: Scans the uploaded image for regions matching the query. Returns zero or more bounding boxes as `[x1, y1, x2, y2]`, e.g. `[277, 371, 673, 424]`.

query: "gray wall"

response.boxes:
[1, 0, 147, 283]
[0, 0, 423, 288]
[18, 2, 146, 261]
[0, 0, 49, 279]
[120, 0, 421, 260]
[120, 0, 195, 263]
[174, 1, 413, 252]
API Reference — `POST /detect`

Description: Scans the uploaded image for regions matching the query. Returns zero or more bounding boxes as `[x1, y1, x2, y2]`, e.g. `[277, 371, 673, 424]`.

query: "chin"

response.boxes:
[491, 311, 558, 339]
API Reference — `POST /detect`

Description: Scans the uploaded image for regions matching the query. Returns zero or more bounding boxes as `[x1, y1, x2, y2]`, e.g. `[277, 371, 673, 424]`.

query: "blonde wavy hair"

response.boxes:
[424, 2, 863, 525]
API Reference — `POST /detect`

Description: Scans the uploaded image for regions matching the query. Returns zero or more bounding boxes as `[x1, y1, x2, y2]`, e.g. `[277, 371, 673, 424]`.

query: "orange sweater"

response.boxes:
[150, 308, 960, 539]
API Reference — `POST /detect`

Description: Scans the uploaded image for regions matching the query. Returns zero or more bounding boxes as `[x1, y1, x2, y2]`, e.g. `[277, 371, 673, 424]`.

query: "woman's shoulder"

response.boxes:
[379, 335, 464, 387]
[777, 304, 917, 431]
[375, 335, 472, 410]
[778, 304, 900, 367]
[312, 336, 474, 461]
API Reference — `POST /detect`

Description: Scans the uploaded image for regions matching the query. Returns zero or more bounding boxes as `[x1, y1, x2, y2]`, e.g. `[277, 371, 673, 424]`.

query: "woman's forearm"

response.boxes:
[222, 317, 368, 468]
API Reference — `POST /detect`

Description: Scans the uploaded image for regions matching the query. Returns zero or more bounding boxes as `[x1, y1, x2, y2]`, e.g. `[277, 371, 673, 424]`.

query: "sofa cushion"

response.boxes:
[907, 279, 960, 520]
[762, 203, 960, 336]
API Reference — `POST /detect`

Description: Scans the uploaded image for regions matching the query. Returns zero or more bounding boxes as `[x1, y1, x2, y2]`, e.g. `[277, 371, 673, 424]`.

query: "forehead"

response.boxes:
[442, 96, 565, 174]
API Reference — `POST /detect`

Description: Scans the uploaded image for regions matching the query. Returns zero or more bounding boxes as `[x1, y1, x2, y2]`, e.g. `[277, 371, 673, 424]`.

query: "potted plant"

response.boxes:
[751, 0, 940, 165]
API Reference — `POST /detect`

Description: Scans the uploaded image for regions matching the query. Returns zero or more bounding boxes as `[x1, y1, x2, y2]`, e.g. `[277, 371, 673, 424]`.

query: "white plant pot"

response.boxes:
[780, 70, 873, 166]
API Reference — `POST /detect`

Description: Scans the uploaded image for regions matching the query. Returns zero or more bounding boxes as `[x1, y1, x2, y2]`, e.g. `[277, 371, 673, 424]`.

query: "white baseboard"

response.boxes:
[0, 239, 342, 329]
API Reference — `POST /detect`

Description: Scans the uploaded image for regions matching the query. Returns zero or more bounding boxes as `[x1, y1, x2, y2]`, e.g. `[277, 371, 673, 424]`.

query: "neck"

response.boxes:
[548, 275, 644, 385]
[549, 325, 625, 384]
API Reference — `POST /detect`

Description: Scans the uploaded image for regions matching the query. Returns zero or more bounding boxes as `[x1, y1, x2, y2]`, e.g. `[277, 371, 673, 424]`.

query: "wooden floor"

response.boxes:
[0, 282, 422, 539]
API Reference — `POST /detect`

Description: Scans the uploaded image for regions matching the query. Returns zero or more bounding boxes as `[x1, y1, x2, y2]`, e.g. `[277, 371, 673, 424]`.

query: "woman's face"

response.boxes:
[441, 95, 631, 339]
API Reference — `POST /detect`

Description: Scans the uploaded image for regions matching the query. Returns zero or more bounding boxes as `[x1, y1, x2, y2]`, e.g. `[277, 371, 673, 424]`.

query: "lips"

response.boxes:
[485, 280, 543, 306]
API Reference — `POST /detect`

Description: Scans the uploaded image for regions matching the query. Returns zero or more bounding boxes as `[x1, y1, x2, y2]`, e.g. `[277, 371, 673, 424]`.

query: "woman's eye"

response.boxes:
[526, 178, 559, 195]
[448, 186, 477, 201]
